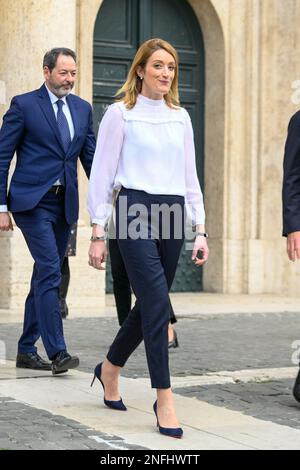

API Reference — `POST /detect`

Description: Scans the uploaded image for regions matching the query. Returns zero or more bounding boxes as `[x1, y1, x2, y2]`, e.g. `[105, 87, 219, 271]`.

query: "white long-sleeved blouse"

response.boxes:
[87, 94, 205, 227]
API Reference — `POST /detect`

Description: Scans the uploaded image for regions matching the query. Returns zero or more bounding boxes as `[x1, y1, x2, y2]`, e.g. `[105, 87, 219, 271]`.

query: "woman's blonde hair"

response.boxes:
[115, 38, 180, 109]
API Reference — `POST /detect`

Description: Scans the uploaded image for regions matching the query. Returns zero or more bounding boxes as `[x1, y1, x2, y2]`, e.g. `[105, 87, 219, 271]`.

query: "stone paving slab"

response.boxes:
[2, 293, 300, 322]
[174, 378, 300, 431]
[2, 363, 300, 450]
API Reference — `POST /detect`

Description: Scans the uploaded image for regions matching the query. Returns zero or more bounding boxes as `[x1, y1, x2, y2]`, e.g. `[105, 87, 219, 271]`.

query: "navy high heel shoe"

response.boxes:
[90, 362, 127, 411]
[153, 400, 183, 439]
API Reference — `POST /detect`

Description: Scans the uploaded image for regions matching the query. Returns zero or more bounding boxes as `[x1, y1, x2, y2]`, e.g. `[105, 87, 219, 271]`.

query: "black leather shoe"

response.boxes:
[293, 369, 300, 403]
[16, 352, 52, 371]
[51, 351, 79, 375]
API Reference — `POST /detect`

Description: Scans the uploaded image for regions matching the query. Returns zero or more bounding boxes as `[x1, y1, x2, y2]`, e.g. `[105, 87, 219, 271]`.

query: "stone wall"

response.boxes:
[190, 0, 300, 294]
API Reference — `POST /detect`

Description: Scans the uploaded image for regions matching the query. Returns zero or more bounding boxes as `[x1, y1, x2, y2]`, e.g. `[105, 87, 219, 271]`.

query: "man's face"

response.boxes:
[43, 54, 77, 98]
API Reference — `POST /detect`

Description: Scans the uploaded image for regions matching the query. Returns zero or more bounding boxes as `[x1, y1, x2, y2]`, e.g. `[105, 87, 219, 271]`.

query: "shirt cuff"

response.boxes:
[91, 218, 106, 228]
[0, 205, 8, 212]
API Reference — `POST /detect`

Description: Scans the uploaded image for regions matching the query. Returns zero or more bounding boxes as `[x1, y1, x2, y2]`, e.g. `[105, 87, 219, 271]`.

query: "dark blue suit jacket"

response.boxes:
[0, 84, 95, 224]
[283, 111, 300, 236]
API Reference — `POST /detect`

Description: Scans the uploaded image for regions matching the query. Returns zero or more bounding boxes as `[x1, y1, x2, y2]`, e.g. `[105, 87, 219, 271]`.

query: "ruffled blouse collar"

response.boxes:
[137, 94, 165, 107]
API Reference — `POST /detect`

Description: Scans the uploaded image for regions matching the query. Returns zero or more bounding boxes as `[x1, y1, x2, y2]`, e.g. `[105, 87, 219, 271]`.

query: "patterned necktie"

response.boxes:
[56, 99, 71, 153]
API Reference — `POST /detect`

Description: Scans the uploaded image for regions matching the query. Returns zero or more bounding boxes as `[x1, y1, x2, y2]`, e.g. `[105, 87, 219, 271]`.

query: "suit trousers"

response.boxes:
[107, 188, 184, 389]
[13, 189, 71, 359]
[109, 237, 178, 326]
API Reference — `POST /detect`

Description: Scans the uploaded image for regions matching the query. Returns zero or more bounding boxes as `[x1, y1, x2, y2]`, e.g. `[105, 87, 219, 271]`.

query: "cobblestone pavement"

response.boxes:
[0, 397, 146, 450]
[1, 313, 300, 375]
[1, 312, 300, 449]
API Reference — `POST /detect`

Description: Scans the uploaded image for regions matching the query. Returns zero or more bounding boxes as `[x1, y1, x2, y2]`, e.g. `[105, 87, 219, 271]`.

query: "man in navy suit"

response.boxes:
[0, 48, 95, 374]
[283, 110, 300, 402]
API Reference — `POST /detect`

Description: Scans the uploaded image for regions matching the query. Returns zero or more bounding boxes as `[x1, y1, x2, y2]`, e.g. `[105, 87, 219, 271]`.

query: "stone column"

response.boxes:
[76, 0, 103, 225]
[257, 0, 300, 295]
[73, 0, 106, 311]
[189, 0, 227, 292]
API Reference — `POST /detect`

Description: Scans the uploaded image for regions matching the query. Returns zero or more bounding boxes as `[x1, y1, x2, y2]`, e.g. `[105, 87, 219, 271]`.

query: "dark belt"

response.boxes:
[48, 185, 65, 195]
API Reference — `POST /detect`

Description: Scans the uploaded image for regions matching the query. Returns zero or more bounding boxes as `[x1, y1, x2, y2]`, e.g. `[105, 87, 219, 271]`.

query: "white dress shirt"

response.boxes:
[45, 84, 74, 140]
[0, 85, 74, 212]
[87, 94, 205, 227]
[45, 85, 74, 186]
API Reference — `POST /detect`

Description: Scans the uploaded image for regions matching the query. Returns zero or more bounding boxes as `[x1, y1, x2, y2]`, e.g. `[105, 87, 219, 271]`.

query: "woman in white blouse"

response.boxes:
[88, 38, 209, 439]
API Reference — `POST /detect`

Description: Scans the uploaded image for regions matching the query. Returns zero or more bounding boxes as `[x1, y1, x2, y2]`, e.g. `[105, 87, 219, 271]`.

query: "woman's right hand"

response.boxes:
[88, 241, 108, 270]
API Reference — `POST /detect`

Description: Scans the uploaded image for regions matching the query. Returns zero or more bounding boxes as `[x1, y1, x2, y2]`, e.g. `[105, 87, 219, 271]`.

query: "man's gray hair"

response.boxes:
[43, 48, 76, 71]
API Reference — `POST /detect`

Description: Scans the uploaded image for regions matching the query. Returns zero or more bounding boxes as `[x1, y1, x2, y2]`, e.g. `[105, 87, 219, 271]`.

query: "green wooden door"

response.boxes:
[93, 0, 205, 292]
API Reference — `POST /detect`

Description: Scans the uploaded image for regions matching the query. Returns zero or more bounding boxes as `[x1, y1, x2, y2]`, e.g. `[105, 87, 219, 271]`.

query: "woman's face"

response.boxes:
[138, 49, 176, 99]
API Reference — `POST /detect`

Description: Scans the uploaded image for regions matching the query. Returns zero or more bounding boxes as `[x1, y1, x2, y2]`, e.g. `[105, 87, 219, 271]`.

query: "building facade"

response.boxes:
[1, 0, 300, 313]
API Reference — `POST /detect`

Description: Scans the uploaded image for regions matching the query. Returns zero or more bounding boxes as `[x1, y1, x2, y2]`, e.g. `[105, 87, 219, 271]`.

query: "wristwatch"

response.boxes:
[90, 235, 107, 241]
[195, 232, 208, 238]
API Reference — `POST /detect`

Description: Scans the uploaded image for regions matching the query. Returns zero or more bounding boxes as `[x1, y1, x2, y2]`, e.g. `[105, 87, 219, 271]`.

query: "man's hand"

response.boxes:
[287, 231, 300, 261]
[0, 212, 13, 231]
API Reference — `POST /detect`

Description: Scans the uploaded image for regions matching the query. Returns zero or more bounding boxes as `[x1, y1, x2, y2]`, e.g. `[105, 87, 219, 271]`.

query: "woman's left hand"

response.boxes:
[192, 236, 209, 266]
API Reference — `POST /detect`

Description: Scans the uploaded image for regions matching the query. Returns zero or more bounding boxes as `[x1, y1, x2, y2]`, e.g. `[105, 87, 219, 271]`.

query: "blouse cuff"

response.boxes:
[91, 218, 107, 227]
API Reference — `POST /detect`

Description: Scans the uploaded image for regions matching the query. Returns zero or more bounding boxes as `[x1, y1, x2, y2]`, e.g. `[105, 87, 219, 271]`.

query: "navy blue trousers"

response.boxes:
[13, 190, 71, 359]
[109, 237, 177, 326]
[107, 188, 184, 389]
